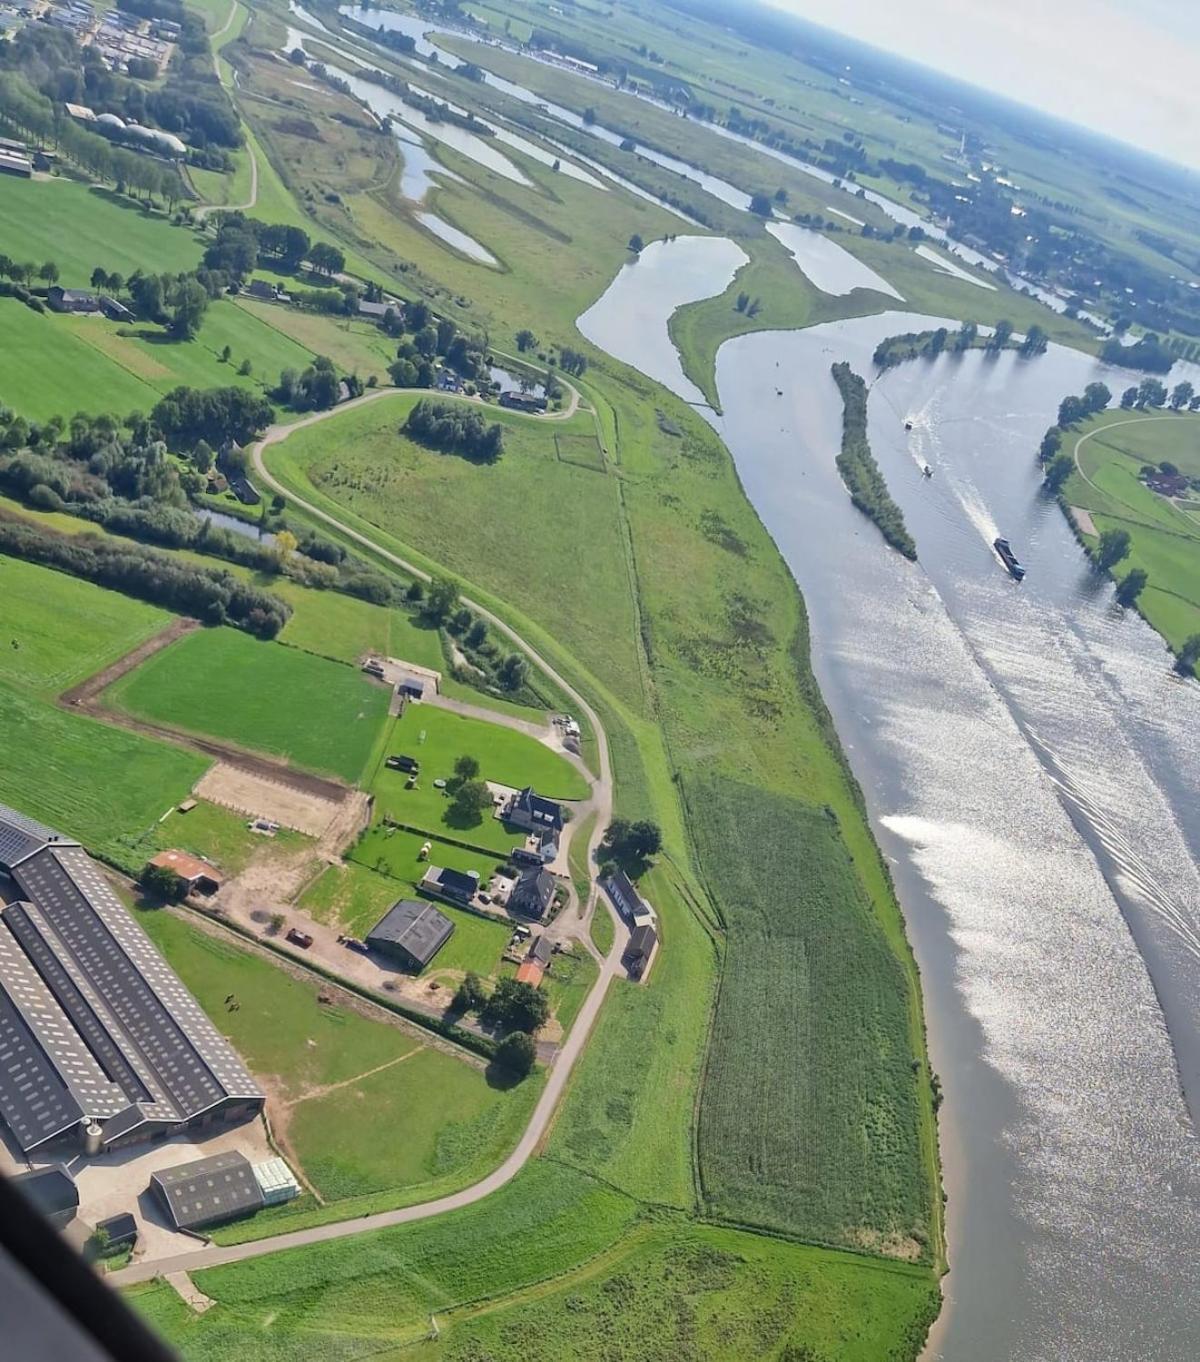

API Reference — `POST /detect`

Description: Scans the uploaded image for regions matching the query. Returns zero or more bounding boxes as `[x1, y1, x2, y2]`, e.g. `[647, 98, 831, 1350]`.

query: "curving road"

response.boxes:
[111, 391, 625, 1287]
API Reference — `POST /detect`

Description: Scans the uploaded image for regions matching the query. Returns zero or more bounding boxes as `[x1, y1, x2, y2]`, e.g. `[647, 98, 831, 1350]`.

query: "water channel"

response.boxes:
[578, 235, 1200, 1361]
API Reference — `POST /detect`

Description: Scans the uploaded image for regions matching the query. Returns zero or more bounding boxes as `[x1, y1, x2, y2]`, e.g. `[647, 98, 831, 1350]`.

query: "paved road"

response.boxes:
[110, 397, 622, 1287]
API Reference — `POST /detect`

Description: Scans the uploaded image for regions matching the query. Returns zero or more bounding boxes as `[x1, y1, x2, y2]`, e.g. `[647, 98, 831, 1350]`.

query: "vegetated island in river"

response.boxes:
[830, 361, 918, 560]
[873, 319, 1046, 369]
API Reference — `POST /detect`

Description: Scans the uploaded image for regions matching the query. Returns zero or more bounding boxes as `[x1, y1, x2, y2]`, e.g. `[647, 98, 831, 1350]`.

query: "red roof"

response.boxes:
[150, 850, 223, 885]
[515, 961, 545, 987]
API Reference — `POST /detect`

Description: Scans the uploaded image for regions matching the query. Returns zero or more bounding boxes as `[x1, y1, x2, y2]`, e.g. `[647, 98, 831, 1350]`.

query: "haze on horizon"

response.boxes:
[766, 0, 1200, 172]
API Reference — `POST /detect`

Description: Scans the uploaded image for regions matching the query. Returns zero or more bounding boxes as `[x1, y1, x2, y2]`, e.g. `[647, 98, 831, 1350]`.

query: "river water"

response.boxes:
[578, 237, 1200, 1361]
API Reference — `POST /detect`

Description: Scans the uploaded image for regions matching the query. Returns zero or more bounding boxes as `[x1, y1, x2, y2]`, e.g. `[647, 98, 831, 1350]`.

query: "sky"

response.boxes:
[768, 0, 1200, 170]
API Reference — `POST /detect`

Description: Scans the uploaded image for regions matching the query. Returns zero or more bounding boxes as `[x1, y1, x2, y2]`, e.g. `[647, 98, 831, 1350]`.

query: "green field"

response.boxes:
[301, 859, 510, 978]
[275, 583, 446, 669]
[0, 555, 169, 694]
[107, 626, 391, 783]
[1066, 410, 1200, 659]
[138, 905, 537, 1218]
[149, 799, 308, 877]
[348, 822, 504, 896]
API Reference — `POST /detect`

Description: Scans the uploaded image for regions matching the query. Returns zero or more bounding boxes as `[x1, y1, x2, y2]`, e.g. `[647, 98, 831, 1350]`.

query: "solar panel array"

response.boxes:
[0, 805, 63, 874]
[0, 804, 264, 1154]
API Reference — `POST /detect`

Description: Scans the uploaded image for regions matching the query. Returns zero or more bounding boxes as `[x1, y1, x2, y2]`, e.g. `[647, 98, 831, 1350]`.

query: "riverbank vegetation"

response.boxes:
[872, 318, 1045, 368]
[831, 362, 917, 560]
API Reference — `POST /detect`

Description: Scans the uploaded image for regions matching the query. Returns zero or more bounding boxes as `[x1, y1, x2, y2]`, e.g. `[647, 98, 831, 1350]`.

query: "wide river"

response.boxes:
[579, 238, 1200, 1361]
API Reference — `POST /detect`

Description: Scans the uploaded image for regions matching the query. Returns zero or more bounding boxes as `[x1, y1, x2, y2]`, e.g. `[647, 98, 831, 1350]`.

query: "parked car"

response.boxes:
[286, 928, 314, 949]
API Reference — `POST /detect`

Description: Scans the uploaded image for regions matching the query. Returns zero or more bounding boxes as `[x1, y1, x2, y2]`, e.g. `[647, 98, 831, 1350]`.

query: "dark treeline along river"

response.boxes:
[580, 239, 1200, 1362]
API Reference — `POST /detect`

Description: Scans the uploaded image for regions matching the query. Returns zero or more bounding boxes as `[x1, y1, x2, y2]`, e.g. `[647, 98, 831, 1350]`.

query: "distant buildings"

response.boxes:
[0, 802, 264, 1156]
[367, 898, 454, 970]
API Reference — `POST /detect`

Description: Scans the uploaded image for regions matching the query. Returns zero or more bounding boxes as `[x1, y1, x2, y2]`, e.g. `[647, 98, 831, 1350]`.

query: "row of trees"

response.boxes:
[414, 576, 530, 694]
[202, 213, 345, 284]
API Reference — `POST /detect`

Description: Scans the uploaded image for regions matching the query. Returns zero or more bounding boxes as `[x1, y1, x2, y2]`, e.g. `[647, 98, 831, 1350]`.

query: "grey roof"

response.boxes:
[512, 867, 555, 916]
[527, 933, 553, 966]
[604, 868, 649, 920]
[11, 1164, 78, 1218]
[627, 923, 657, 960]
[0, 805, 65, 872]
[95, 1212, 137, 1244]
[367, 899, 454, 968]
[152, 1151, 264, 1229]
[0, 803, 262, 1154]
[425, 865, 478, 901]
[510, 787, 563, 832]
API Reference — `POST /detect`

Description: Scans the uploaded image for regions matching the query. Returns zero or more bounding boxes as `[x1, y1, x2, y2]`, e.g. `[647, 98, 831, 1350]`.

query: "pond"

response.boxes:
[766, 220, 904, 300]
[192, 505, 276, 545]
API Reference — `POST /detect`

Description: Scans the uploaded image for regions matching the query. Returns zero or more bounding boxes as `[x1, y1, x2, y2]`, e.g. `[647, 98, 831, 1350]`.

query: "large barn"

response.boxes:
[0, 803, 265, 1156]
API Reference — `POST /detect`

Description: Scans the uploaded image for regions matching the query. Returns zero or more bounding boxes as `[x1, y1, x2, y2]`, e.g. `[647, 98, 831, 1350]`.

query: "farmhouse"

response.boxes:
[603, 867, 656, 927]
[509, 865, 556, 918]
[420, 865, 479, 905]
[505, 787, 564, 835]
[498, 391, 547, 413]
[1144, 469, 1190, 498]
[151, 1151, 264, 1231]
[148, 849, 223, 896]
[357, 299, 400, 320]
[0, 803, 264, 1156]
[47, 287, 100, 314]
[11, 1164, 78, 1229]
[366, 898, 454, 970]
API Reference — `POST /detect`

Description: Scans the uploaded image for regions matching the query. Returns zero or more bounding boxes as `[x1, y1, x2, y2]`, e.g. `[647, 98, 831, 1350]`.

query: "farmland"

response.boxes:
[106, 625, 392, 783]
[138, 906, 540, 1227]
[1065, 410, 1200, 656]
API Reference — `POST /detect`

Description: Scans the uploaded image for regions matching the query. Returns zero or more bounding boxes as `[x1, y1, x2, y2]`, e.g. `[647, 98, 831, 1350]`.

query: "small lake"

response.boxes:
[576, 235, 747, 405]
[193, 505, 276, 545]
[766, 220, 904, 299]
[489, 364, 544, 396]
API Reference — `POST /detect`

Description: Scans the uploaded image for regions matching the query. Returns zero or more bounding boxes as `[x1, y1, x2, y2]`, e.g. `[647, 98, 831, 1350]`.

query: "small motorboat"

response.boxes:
[923, 465, 933, 478]
[904, 420, 913, 431]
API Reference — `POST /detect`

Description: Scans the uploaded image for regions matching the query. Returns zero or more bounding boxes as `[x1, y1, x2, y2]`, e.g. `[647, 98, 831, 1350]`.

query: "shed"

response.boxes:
[625, 923, 657, 976]
[397, 675, 426, 700]
[149, 849, 223, 895]
[151, 1151, 264, 1231]
[421, 865, 478, 904]
[526, 933, 554, 967]
[11, 1164, 78, 1228]
[515, 960, 544, 986]
[252, 1157, 301, 1206]
[367, 899, 454, 970]
[95, 1212, 138, 1249]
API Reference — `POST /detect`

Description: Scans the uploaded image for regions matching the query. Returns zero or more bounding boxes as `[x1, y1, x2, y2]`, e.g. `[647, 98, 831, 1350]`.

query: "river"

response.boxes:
[578, 237, 1200, 1361]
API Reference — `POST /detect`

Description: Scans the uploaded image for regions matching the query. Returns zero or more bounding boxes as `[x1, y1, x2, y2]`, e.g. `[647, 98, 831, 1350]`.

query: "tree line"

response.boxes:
[873, 319, 1044, 368]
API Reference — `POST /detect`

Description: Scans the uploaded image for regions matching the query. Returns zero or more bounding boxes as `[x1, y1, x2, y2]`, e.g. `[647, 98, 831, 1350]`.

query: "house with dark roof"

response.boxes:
[244, 279, 279, 301]
[0, 802, 264, 1156]
[11, 1164, 78, 1229]
[624, 922, 657, 978]
[357, 299, 400, 320]
[509, 866, 556, 919]
[47, 287, 99, 314]
[228, 476, 261, 506]
[95, 1212, 138, 1249]
[420, 865, 478, 905]
[100, 296, 133, 322]
[366, 899, 454, 970]
[603, 868, 656, 927]
[505, 787, 564, 836]
[151, 1151, 264, 1231]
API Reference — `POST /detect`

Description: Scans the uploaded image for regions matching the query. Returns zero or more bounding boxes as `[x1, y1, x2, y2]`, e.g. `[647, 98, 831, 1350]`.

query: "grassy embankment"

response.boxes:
[1063, 408, 1200, 661]
[830, 361, 918, 560]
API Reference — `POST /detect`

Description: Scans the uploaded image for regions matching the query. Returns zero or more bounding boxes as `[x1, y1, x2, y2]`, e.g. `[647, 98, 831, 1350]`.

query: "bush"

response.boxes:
[494, 1030, 537, 1077]
[140, 862, 183, 901]
[485, 976, 550, 1034]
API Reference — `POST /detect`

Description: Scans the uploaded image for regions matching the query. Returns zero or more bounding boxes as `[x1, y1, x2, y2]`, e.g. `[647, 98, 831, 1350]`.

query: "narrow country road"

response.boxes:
[194, 0, 259, 220]
[110, 395, 624, 1287]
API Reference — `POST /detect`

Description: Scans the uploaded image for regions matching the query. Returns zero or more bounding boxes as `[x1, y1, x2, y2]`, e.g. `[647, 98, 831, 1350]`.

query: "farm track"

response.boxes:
[110, 397, 625, 1287]
[60, 622, 351, 806]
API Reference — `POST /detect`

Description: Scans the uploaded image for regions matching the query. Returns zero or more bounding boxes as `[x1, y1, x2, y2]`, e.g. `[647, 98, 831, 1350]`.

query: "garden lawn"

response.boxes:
[301, 860, 509, 977]
[106, 626, 391, 783]
[0, 555, 169, 695]
[347, 824, 503, 896]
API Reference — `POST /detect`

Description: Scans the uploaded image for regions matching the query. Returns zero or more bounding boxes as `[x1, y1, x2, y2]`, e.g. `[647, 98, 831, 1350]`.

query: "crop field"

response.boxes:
[274, 584, 446, 670]
[1067, 411, 1200, 653]
[0, 680, 205, 869]
[267, 394, 645, 712]
[301, 859, 509, 976]
[107, 626, 391, 783]
[233, 299, 397, 383]
[0, 179, 202, 284]
[0, 555, 169, 695]
[689, 777, 933, 1257]
[138, 906, 537, 1214]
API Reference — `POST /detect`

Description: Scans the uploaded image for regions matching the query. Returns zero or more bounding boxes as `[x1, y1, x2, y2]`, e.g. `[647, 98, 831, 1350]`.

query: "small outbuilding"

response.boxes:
[397, 675, 426, 700]
[624, 922, 657, 977]
[421, 865, 479, 905]
[95, 1212, 138, 1250]
[149, 849, 223, 896]
[367, 898, 454, 970]
[151, 1151, 265, 1231]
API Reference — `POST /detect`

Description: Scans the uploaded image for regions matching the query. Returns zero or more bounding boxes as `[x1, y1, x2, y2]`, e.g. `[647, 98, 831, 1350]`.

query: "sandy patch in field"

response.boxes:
[196, 762, 341, 837]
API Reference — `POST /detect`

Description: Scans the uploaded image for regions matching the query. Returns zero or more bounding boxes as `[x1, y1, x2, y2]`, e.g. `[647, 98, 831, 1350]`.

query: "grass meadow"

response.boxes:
[107, 626, 391, 783]
[1067, 411, 1200, 656]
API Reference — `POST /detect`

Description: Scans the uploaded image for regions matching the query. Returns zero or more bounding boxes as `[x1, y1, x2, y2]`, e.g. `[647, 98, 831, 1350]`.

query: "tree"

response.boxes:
[1115, 568, 1148, 607]
[497, 652, 528, 691]
[453, 970, 488, 1012]
[453, 753, 480, 782]
[86, 1226, 112, 1258]
[515, 328, 537, 353]
[628, 234, 644, 254]
[465, 618, 487, 648]
[1095, 528, 1131, 570]
[1171, 381, 1194, 410]
[220, 344, 232, 364]
[140, 861, 182, 901]
[1019, 324, 1047, 356]
[1177, 634, 1200, 676]
[601, 818, 662, 863]
[307, 241, 345, 277]
[494, 1030, 536, 1077]
[425, 575, 459, 622]
[38, 261, 59, 285]
[748, 192, 772, 216]
[90, 266, 109, 289]
[988, 319, 1013, 351]
[1082, 381, 1111, 414]
[167, 277, 209, 340]
[486, 977, 550, 1033]
[448, 778, 492, 824]
[1039, 427, 1062, 462]
[1043, 453, 1073, 493]
[275, 529, 298, 564]
[1138, 377, 1168, 408]
[1120, 386, 1139, 409]
[237, 359, 252, 376]
[1057, 393, 1087, 427]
